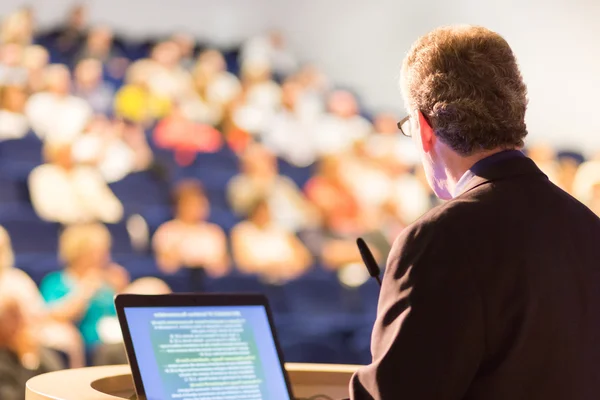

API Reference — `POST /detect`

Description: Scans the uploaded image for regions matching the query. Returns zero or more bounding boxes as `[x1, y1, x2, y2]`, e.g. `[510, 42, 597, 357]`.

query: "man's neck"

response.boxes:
[444, 148, 513, 197]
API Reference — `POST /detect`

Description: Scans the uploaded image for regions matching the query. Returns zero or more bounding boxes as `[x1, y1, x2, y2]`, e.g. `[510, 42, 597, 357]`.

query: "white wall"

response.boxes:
[2, 0, 600, 152]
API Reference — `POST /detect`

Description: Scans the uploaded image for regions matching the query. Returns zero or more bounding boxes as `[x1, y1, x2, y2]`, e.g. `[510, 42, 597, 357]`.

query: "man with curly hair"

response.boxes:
[350, 25, 600, 400]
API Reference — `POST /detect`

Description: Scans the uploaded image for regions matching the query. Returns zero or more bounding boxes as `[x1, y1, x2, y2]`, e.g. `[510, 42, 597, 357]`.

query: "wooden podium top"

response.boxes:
[26, 363, 359, 400]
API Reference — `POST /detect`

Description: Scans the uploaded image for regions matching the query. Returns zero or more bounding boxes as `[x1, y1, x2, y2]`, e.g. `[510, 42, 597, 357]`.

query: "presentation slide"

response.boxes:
[124, 305, 291, 400]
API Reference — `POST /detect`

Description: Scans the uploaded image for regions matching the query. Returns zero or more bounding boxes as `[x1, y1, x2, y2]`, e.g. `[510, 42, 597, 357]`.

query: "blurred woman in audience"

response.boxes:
[227, 142, 318, 232]
[29, 142, 123, 224]
[25, 64, 92, 143]
[73, 116, 153, 182]
[114, 59, 171, 125]
[0, 298, 63, 400]
[40, 224, 129, 356]
[231, 198, 312, 283]
[0, 85, 29, 140]
[73, 58, 114, 115]
[145, 40, 192, 100]
[153, 180, 230, 279]
[0, 226, 85, 368]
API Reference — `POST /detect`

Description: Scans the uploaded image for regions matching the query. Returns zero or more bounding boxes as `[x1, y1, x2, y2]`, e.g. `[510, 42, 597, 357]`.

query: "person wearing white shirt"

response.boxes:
[29, 142, 123, 224]
[313, 90, 372, 156]
[25, 64, 92, 144]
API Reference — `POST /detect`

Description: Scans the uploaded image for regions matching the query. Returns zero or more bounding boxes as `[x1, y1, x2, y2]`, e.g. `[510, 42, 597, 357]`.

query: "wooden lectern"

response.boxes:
[26, 363, 358, 399]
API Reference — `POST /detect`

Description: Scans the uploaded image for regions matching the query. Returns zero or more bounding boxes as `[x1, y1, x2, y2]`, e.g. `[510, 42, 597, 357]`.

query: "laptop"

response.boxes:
[115, 293, 295, 400]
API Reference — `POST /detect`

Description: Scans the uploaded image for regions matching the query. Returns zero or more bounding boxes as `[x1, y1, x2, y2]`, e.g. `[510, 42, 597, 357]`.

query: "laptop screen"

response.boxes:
[123, 305, 292, 400]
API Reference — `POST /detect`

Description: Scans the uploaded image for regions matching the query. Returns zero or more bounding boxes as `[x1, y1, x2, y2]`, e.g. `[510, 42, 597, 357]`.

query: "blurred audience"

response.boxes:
[22, 45, 49, 92]
[153, 180, 230, 277]
[231, 198, 312, 283]
[29, 142, 123, 223]
[240, 30, 298, 78]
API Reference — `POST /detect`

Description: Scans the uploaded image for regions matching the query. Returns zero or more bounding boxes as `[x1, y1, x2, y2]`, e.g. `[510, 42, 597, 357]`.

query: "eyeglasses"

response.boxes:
[397, 116, 411, 137]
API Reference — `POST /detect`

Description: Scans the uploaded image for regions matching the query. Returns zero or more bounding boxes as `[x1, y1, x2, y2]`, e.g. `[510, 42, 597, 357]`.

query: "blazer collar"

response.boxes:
[457, 151, 548, 197]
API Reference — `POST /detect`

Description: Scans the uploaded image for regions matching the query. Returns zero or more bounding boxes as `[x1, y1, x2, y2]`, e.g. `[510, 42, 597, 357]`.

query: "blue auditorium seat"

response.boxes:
[109, 172, 170, 214]
[208, 205, 240, 233]
[280, 336, 346, 364]
[0, 177, 27, 204]
[0, 135, 44, 180]
[206, 273, 266, 294]
[105, 222, 133, 254]
[2, 220, 59, 253]
[16, 253, 60, 286]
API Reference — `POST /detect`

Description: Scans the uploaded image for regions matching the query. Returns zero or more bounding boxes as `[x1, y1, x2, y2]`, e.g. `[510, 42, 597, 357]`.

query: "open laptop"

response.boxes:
[115, 293, 295, 400]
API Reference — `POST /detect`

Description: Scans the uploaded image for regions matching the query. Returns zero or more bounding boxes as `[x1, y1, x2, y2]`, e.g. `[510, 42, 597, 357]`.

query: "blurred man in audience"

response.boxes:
[153, 180, 230, 280]
[26, 64, 92, 143]
[228, 142, 317, 232]
[73, 58, 114, 115]
[171, 32, 196, 70]
[0, 85, 29, 140]
[73, 116, 153, 183]
[0, 297, 63, 400]
[231, 198, 312, 283]
[29, 142, 123, 224]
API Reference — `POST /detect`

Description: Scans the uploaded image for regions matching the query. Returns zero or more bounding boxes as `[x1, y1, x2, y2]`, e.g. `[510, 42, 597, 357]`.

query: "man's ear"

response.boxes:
[417, 110, 435, 153]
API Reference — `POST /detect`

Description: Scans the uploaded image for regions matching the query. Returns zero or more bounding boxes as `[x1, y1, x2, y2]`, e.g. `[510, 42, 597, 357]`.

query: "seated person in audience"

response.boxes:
[145, 40, 193, 100]
[231, 198, 312, 283]
[29, 142, 123, 224]
[171, 32, 196, 70]
[233, 60, 282, 136]
[0, 85, 30, 140]
[0, 297, 63, 400]
[39, 4, 87, 58]
[240, 30, 298, 78]
[153, 104, 223, 166]
[0, 43, 28, 87]
[74, 25, 129, 83]
[73, 58, 114, 115]
[364, 111, 420, 166]
[0, 226, 85, 368]
[263, 78, 323, 167]
[40, 223, 169, 363]
[40, 224, 129, 356]
[186, 49, 241, 126]
[0, 7, 34, 45]
[23, 45, 49, 93]
[228, 142, 318, 232]
[313, 90, 372, 156]
[304, 155, 363, 236]
[25, 64, 92, 143]
[153, 180, 230, 277]
[73, 116, 153, 182]
[114, 59, 171, 125]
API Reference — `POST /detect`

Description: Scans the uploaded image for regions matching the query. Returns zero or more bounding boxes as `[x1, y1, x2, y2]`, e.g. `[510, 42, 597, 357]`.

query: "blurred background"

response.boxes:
[0, 0, 599, 383]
